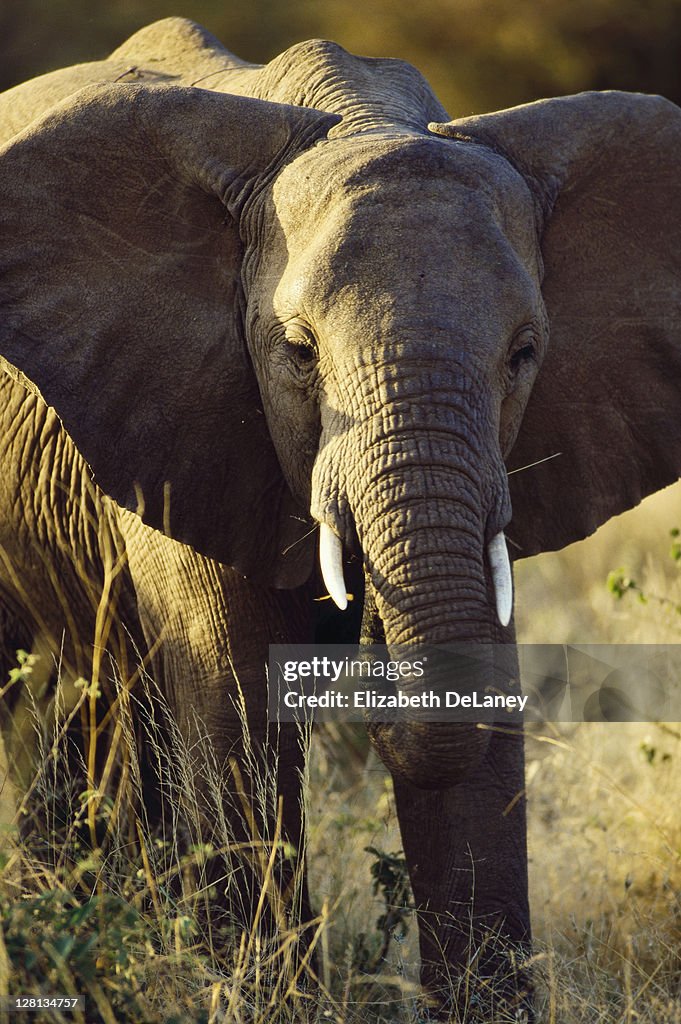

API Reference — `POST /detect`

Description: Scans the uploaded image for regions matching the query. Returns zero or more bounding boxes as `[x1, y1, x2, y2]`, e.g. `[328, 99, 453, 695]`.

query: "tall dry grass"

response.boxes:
[312, 481, 681, 1020]
[0, 658, 420, 1023]
[1, 481, 680, 1021]
[515, 480, 681, 1021]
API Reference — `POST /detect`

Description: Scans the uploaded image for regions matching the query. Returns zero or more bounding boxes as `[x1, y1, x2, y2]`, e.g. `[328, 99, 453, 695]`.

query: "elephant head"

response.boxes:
[1, 26, 681, 797]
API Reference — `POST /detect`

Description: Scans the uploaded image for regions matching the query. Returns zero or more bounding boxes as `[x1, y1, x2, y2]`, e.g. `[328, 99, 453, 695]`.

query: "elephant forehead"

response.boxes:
[271, 135, 538, 276]
[269, 141, 539, 317]
[274, 134, 533, 224]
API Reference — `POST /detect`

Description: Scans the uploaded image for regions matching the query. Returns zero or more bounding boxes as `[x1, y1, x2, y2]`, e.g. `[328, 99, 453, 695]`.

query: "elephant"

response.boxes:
[1, 15, 681, 1018]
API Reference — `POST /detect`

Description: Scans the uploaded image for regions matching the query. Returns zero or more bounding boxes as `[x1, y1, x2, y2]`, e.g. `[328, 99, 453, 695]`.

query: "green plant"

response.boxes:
[607, 527, 681, 616]
[347, 846, 413, 974]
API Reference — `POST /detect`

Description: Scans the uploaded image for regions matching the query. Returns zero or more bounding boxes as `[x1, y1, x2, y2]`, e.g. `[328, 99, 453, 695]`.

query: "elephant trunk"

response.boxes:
[312, 381, 515, 790]
[358, 486, 508, 790]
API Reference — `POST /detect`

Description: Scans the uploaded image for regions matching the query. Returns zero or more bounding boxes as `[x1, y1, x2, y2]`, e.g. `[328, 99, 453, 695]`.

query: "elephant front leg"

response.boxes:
[392, 723, 533, 1020]
[206, 720, 314, 947]
[147, 672, 316, 963]
[121, 524, 316, 953]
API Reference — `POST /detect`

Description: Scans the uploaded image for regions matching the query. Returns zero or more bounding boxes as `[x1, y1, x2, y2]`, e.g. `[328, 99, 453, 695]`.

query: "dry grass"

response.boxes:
[311, 481, 681, 1020]
[1, 482, 681, 1021]
[515, 480, 681, 1021]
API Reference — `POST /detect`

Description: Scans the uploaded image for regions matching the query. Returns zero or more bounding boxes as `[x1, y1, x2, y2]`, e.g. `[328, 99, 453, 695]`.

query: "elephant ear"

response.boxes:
[0, 83, 338, 586]
[430, 93, 681, 557]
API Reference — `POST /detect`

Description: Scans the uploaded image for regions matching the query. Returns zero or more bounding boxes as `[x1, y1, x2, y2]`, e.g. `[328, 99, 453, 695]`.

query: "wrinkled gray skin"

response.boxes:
[2, 17, 681, 1017]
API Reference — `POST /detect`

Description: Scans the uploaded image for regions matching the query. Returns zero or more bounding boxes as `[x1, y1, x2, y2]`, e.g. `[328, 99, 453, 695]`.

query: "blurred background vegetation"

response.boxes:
[3, 0, 681, 112]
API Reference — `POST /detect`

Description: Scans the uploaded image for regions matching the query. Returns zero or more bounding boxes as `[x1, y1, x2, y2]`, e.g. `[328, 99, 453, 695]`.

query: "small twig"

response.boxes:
[281, 521, 319, 556]
[507, 452, 562, 476]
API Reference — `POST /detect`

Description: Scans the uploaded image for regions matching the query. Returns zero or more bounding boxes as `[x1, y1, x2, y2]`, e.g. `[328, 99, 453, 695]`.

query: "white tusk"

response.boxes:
[488, 531, 513, 627]
[319, 523, 348, 610]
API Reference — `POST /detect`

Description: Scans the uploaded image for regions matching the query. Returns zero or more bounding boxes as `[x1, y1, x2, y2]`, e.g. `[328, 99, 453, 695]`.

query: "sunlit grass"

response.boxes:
[0, 663, 422, 1023]
[516, 480, 681, 1022]
[1, 482, 681, 1021]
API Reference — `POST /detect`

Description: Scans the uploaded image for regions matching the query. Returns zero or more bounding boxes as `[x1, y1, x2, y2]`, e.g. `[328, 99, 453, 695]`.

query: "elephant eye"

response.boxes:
[284, 322, 318, 371]
[290, 340, 316, 363]
[508, 331, 537, 376]
[510, 344, 535, 370]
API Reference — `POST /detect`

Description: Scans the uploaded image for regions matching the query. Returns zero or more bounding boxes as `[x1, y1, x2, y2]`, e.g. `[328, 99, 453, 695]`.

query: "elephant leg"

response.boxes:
[121, 520, 315, 947]
[173, 712, 313, 949]
[138, 650, 314, 950]
[202, 712, 313, 942]
[392, 723, 532, 1019]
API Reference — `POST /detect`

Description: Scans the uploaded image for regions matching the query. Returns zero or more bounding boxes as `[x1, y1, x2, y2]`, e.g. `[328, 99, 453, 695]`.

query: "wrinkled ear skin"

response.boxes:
[0, 84, 339, 586]
[432, 93, 681, 558]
